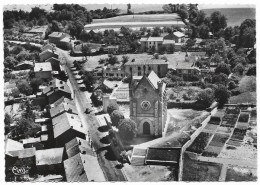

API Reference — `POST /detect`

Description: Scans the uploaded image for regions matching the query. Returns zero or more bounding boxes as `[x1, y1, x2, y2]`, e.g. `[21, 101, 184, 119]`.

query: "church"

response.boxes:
[129, 71, 167, 137]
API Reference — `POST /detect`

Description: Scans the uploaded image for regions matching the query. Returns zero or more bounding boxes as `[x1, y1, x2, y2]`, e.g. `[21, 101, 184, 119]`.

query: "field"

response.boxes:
[203, 8, 255, 27]
[92, 14, 181, 23]
[182, 153, 222, 181]
[225, 166, 257, 181]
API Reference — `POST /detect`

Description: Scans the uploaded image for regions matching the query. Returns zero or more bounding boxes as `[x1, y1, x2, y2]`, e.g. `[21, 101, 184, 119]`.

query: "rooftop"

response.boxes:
[48, 32, 65, 38]
[5, 139, 24, 155]
[39, 49, 58, 56]
[162, 40, 175, 44]
[64, 153, 106, 182]
[52, 96, 75, 107]
[36, 148, 64, 166]
[52, 112, 87, 138]
[46, 57, 60, 63]
[50, 102, 78, 118]
[65, 137, 94, 158]
[147, 37, 164, 42]
[15, 60, 34, 67]
[7, 148, 36, 158]
[124, 58, 167, 66]
[43, 79, 71, 95]
[34, 62, 52, 72]
[173, 31, 185, 38]
[60, 37, 71, 43]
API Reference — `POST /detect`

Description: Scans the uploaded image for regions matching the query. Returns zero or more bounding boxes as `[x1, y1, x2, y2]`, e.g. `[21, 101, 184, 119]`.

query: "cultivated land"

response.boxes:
[92, 14, 181, 23]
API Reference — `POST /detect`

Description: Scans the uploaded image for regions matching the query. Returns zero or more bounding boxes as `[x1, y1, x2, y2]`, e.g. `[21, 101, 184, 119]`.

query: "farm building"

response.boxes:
[45, 57, 61, 71]
[50, 101, 78, 118]
[48, 32, 69, 45]
[34, 62, 52, 80]
[42, 44, 55, 52]
[102, 64, 124, 78]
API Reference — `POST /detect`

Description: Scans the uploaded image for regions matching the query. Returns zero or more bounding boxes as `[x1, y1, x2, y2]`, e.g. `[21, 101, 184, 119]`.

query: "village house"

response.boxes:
[42, 79, 72, 104]
[39, 49, 59, 62]
[129, 71, 167, 137]
[14, 60, 34, 70]
[63, 153, 105, 182]
[52, 112, 87, 147]
[48, 32, 69, 45]
[45, 57, 61, 71]
[57, 37, 72, 50]
[164, 31, 185, 43]
[147, 37, 164, 51]
[102, 64, 125, 78]
[51, 96, 75, 107]
[50, 101, 78, 118]
[103, 45, 119, 54]
[124, 58, 168, 78]
[41, 43, 55, 52]
[35, 148, 65, 176]
[24, 25, 48, 39]
[34, 62, 52, 80]
[5, 139, 24, 156]
[65, 137, 94, 158]
[22, 137, 44, 150]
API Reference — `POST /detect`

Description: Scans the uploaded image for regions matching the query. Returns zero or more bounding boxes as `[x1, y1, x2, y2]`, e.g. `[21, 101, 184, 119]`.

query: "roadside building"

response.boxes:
[140, 37, 149, 51]
[39, 49, 59, 62]
[42, 44, 55, 52]
[42, 79, 72, 104]
[52, 96, 75, 107]
[35, 148, 65, 175]
[65, 137, 94, 158]
[52, 112, 87, 147]
[34, 62, 52, 80]
[45, 57, 61, 71]
[57, 37, 72, 50]
[50, 101, 78, 118]
[63, 153, 105, 182]
[14, 60, 34, 70]
[124, 58, 168, 78]
[48, 32, 68, 45]
[24, 25, 48, 39]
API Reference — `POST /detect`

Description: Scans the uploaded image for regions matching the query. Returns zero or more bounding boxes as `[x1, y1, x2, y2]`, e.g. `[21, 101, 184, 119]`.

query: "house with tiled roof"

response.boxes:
[45, 57, 60, 71]
[48, 32, 69, 45]
[42, 44, 55, 52]
[51, 96, 75, 107]
[124, 58, 168, 78]
[5, 139, 24, 156]
[34, 62, 52, 80]
[35, 148, 65, 175]
[65, 137, 94, 158]
[63, 153, 105, 182]
[39, 49, 59, 62]
[42, 79, 72, 104]
[52, 112, 87, 147]
[50, 102, 78, 118]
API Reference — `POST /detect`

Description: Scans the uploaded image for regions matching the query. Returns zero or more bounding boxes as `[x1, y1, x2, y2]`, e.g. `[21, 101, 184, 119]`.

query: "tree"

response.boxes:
[107, 103, 119, 115]
[224, 26, 234, 41]
[118, 118, 137, 141]
[121, 55, 129, 65]
[214, 85, 230, 108]
[238, 19, 256, 48]
[198, 24, 210, 39]
[81, 44, 89, 61]
[127, 3, 132, 14]
[167, 44, 175, 53]
[30, 78, 43, 94]
[228, 81, 236, 90]
[110, 110, 125, 127]
[158, 45, 167, 55]
[233, 63, 244, 75]
[215, 63, 231, 76]
[107, 54, 119, 65]
[196, 88, 215, 109]
[210, 11, 227, 33]
[17, 80, 33, 96]
[212, 73, 228, 86]
[184, 39, 195, 55]
[4, 56, 18, 70]
[82, 71, 95, 92]
[246, 65, 256, 76]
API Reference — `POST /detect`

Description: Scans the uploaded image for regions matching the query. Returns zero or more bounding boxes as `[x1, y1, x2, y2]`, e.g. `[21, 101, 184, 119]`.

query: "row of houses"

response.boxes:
[5, 39, 105, 182]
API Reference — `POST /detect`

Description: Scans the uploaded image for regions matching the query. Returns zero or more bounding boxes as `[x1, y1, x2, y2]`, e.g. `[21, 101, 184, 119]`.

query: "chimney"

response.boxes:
[79, 140, 81, 145]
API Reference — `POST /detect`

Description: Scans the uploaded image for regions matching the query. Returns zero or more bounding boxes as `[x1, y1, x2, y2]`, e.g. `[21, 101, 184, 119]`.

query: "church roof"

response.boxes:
[147, 71, 161, 89]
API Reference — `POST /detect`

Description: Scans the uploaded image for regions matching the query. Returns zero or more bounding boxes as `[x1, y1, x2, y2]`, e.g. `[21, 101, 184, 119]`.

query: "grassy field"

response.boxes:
[225, 166, 257, 181]
[203, 8, 255, 27]
[93, 14, 181, 23]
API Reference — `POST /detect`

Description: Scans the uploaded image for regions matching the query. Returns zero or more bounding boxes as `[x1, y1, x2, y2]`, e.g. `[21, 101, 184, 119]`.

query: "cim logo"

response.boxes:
[11, 166, 31, 175]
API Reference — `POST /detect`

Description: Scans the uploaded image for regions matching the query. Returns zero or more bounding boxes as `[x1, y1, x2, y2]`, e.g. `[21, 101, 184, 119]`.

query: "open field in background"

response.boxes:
[92, 14, 181, 23]
[225, 166, 257, 181]
[203, 8, 255, 27]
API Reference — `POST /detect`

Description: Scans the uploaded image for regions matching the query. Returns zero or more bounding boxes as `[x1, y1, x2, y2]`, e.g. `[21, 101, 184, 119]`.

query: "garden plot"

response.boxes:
[236, 113, 250, 129]
[202, 146, 223, 157]
[225, 166, 257, 181]
[230, 128, 247, 141]
[186, 132, 213, 154]
[221, 114, 238, 128]
[216, 126, 233, 134]
[203, 123, 219, 133]
[226, 139, 242, 147]
[182, 153, 222, 181]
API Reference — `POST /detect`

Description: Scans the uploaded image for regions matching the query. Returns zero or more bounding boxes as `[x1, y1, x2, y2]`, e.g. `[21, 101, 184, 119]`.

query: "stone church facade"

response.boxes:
[129, 71, 167, 137]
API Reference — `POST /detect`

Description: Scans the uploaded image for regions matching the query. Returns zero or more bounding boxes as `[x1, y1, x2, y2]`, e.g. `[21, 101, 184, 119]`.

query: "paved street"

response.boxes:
[57, 48, 127, 181]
